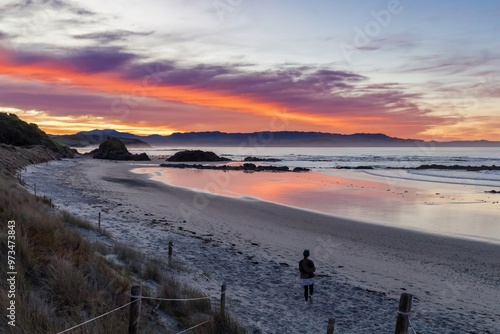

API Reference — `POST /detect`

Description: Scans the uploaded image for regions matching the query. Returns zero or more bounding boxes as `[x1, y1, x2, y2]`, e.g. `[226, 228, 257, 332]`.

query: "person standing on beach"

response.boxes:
[299, 249, 316, 304]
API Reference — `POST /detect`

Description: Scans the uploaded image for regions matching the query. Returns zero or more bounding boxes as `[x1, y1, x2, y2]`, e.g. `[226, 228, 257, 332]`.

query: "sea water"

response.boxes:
[130, 146, 500, 243]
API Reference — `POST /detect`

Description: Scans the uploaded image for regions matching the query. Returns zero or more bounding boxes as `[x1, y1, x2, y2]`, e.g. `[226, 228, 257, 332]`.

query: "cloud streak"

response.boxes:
[0, 44, 455, 137]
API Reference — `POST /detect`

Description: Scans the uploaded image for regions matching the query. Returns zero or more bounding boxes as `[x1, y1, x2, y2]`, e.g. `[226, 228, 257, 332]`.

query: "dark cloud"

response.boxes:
[65, 48, 137, 73]
[5, 46, 137, 73]
[0, 45, 449, 133]
[0, 0, 96, 35]
[401, 53, 500, 76]
[73, 30, 154, 44]
[0, 31, 14, 40]
[117, 57, 435, 123]
[2, 0, 95, 16]
[355, 34, 421, 52]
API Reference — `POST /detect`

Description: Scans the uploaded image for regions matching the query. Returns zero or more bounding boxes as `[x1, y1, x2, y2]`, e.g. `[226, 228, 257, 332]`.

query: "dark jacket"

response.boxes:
[299, 258, 316, 279]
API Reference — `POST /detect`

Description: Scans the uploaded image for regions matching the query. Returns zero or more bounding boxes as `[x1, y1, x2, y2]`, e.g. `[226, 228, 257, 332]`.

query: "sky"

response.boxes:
[0, 0, 499, 140]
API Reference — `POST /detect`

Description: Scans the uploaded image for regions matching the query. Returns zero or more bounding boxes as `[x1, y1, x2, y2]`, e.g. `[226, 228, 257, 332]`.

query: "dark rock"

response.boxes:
[293, 167, 310, 172]
[243, 163, 257, 170]
[159, 163, 307, 173]
[244, 156, 282, 162]
[89, 137, 150, 161]
[485, 190, 500, 194]
[337, 165, 374, 169]
[416, 164, 500, 171]
[166, 150, 231, 162]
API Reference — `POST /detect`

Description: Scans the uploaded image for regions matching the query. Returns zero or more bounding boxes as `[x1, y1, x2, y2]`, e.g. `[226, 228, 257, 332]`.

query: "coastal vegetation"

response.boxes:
[0, 174, 245, 333]
[0, 115, 245, 333]
[0, 113, 74, 157]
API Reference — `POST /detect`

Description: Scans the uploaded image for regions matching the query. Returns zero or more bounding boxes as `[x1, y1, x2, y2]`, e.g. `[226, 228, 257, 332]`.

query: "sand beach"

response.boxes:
[22, 157, 500, 333]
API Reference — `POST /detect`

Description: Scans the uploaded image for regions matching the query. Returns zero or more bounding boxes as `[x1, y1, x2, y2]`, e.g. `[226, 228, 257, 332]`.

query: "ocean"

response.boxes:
[127, 146, 500, 243]
[127, 146, 500, 187]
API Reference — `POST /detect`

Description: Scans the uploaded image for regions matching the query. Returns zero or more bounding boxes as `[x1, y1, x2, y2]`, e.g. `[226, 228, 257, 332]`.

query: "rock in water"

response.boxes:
[166, 150, 231, 162]
[90, 137, 150, 161]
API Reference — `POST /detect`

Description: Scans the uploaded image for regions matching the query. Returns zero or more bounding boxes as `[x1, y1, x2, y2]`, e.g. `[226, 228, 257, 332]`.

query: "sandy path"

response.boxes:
[23, 158, 500, 333]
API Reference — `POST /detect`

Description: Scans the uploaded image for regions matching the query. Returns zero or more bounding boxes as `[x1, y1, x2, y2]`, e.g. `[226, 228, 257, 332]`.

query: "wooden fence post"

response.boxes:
[220, 283, 226, 317]
[395, 292, 412, 334]
[168, 241, 173, 264]
[128, 285, 142, 334]
[326, 318, 335, 334]
[98, 212, 101, 228]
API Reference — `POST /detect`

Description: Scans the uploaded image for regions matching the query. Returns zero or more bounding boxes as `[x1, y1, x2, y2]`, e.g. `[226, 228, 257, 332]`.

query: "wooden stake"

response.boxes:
[98, 212, 101, 228]
[326, 318, 335, 334]
[220, 283, 226, 317]
[168, 241, 173, 264]
[128, 285, 142, 334]
[395, 293, 412, 334]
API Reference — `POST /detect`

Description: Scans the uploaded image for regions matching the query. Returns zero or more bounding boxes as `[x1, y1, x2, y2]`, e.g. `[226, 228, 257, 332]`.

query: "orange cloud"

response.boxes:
[0, 51, 353, 131]
[0, 47, 467, 139]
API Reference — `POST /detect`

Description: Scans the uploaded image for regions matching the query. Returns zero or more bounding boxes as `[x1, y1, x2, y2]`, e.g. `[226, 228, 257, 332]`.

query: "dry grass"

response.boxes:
[62, 211, 112, 237]
[0, 160, 247, 334]
[142, 258, 162, 282]
[115, 242, 143, 274]
[155, 278, 212, 328]
[0, 178, 159, 333]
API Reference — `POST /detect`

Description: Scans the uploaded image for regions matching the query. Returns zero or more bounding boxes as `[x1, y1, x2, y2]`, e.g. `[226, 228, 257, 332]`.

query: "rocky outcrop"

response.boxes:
[89, 137, 150, 161]
[159, 163, 310, 172]
[415, 164, 500, 171]
[166, 150, 231, 162]
[244, 156, 282, 162]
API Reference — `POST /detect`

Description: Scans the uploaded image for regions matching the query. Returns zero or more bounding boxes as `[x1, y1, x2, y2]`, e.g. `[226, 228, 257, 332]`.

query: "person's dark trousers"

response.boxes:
[304, 284, 314, 300]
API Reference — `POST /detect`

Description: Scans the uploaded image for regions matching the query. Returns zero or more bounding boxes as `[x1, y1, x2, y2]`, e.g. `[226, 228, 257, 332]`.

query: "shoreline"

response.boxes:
[136, 165, 500, 247]
[133, 164, 500, 245]
[22, 158, 500, 332]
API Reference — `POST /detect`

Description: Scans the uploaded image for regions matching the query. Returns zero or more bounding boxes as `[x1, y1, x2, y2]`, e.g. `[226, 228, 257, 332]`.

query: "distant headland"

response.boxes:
[51, 129, 500, 148]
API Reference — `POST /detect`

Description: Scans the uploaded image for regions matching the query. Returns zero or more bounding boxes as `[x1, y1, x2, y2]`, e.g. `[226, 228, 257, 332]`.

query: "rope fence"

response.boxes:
[55, 287, 223, 334]
[55, 240, 420, 334]
[131, 295, 213, 302]
[56, 299, 139, 334]
[175, 318, 210, 334]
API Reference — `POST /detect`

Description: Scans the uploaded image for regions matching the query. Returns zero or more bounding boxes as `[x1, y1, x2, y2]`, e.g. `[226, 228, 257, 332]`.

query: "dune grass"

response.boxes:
[0, 165, 247, 333]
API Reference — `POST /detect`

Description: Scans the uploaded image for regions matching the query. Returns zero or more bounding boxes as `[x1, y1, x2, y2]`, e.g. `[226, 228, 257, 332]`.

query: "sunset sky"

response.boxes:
[0, 0, 499, 140]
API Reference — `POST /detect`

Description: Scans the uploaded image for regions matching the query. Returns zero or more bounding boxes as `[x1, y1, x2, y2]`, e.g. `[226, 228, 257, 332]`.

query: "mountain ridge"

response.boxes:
[50, 129, 500, 147]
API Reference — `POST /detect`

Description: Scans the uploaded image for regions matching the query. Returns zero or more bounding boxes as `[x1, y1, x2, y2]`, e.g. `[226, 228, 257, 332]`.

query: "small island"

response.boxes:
[88, 137, 150, 161]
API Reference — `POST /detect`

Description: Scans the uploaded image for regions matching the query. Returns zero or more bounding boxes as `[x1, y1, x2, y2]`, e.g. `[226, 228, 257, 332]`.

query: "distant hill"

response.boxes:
[52, 131, 152, 148]
[52, 129, 500, 147]
[0, 113, 74, 157]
